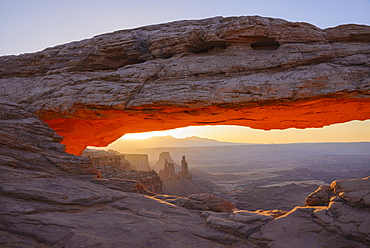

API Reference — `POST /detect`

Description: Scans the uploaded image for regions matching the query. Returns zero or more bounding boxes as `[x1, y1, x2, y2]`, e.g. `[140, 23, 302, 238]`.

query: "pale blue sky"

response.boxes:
[0, 0, 370, 55]
[1, 0, 369, 143]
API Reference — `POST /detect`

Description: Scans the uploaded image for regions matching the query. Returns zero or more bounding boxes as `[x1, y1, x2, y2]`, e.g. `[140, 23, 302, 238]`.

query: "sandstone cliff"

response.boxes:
[123, 154, 151, 171]
[81, 149, 134, 171]
[82, 149, 162, 193]
[0, 16, 369, 154]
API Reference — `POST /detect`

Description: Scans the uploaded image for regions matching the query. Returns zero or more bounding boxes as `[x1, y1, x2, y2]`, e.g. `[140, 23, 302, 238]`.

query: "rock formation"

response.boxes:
[158, 155, 211, 196]
[0, 100, 98, 177]
[158, 159, 176, 180]
[0, 16, 369, 155]
[83, 149, 151, 171]
[152, 152, 180, 172]
[82, 149, 162, 193]
[123, 154, 151, 171]
[305, 184, 335, 206]
[1, 91, 370, 248]
[83, 151, 133, 171]
[178, 155, 192, 179]
[0, 16, 370, 247]
[159, 155, 192, 181]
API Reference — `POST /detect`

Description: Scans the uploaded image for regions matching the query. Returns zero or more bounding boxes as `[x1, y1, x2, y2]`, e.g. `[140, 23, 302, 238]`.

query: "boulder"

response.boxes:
[189, 193, 237, 212]
[331, 176, 370, 208]
[305, 185, 335, 206]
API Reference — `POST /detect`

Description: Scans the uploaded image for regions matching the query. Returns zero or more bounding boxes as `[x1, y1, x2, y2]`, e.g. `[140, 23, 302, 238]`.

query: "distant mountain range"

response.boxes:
[107, 135, 246, 149]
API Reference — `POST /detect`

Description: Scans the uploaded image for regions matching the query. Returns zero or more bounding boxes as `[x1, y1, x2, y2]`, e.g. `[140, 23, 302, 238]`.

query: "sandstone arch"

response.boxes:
[0, 16, 369, 155]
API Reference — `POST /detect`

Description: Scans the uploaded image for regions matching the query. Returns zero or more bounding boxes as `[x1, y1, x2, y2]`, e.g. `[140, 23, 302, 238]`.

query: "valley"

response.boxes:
[93, 140, 370, 211]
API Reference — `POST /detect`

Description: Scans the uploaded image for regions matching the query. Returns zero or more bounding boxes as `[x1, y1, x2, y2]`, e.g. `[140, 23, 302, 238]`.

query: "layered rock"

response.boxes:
[1, 16, 370, 247]
[305, 185, 335, 206]
[89, 154, 132, 171]
[82, 149, 162, 193]
[0, 16, 369, 154]
[229, 183, 319, 211]
[1, 179, 252, 247]
[123, 154, 151, 171]
[0, 100, 98, 177]
[249, 177, 370, 247]
[1, 100, 369, 247]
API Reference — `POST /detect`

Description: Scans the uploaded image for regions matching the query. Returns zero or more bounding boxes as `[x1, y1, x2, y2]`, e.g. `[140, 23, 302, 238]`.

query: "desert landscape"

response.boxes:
[91, 137, 370, 210]
[1, 13, 370, 247]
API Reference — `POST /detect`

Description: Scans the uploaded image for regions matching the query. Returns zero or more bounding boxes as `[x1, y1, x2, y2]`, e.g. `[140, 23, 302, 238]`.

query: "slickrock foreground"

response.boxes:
[1, 82, 370, 248]
[1, 16, 369, 154]
[0, 16, 370, 247]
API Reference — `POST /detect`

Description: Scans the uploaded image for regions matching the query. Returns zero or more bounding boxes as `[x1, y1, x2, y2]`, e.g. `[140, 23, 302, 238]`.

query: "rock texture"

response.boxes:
[84, 152, 133, 171]
[305, 184, 335, 206]
[0, 100, 369, 247]
[155, 193, 236, 212]
[0, 100, 98, 177]
[229, 183, 319, 211]
[1, 16, 370, 247]
[82, 149, 162, 193]
[0, 16, 369, 154]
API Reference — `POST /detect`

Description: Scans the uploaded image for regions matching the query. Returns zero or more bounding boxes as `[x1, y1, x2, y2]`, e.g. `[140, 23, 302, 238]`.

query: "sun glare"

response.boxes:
[119, 120, 370, 143]
[121, 132, 171, 140]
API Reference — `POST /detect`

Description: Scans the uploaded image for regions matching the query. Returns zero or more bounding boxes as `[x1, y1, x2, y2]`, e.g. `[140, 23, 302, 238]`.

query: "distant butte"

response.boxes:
[0, 16, 369, 155]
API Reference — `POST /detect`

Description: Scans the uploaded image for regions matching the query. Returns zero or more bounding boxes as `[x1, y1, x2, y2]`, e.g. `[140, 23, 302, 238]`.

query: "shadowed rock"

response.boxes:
[305, 185, 335, 206]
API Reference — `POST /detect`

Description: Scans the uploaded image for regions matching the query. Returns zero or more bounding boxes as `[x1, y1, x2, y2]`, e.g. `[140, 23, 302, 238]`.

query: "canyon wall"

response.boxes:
[81, 149, 161, 193]
[0, 16, 369, 154]
[124, 154, 151, 171]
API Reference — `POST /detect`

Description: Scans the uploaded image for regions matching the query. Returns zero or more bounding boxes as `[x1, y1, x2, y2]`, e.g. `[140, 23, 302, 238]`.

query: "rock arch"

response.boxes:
[0, 16, 369, 155]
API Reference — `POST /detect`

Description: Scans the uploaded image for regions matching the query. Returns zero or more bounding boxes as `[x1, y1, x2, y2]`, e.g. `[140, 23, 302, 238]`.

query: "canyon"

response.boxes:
[0, 16, 370, 247]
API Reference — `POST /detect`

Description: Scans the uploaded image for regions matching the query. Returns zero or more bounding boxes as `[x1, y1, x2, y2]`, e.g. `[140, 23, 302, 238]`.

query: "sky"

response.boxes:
[1, 0, 370, 143]
[1, 0, 370, 56]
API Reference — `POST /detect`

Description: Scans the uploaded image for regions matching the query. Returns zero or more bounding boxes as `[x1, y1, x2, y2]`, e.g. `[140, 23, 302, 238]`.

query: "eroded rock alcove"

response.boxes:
[1, 16, 369, 156]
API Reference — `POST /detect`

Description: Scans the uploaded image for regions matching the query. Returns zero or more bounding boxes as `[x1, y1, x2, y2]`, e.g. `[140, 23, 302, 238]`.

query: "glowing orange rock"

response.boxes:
[45, 98, 370, 155]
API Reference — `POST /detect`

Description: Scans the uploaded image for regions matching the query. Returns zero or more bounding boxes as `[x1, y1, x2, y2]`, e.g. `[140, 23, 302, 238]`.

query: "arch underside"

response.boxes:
[45, 97, 370, 155]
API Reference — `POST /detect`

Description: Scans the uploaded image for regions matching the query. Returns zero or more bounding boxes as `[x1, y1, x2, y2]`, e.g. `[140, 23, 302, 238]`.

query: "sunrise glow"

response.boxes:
[119, 120, 370, 144]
